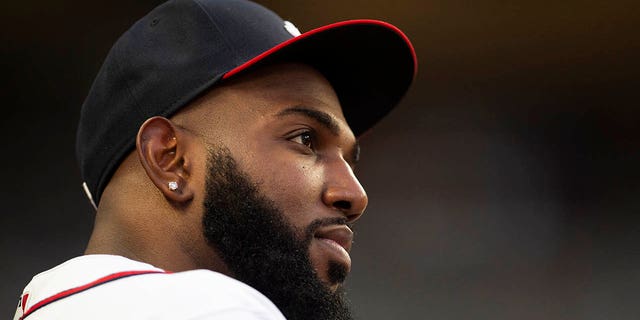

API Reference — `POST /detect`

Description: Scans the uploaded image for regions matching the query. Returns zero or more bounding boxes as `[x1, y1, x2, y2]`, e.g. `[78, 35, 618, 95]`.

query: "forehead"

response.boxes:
[175, 63, 352, 138]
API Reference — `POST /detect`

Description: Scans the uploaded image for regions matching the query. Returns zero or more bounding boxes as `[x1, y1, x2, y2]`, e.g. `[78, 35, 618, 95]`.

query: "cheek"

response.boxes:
[249, 155, 323, 226]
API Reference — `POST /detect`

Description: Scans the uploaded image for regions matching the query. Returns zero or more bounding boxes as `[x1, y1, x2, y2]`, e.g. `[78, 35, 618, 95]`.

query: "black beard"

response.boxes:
[202, 147, 353, 320]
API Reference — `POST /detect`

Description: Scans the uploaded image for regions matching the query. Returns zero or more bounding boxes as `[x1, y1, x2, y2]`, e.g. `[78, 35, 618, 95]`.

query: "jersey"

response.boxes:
[13, 254, 286, 320]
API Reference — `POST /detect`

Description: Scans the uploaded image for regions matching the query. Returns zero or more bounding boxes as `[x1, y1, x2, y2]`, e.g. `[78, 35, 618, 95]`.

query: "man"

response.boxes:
[14, 0, 416, 319]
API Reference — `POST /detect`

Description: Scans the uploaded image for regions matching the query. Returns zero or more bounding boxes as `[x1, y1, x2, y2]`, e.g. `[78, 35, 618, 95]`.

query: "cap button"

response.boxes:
[284, 21, 301, 37]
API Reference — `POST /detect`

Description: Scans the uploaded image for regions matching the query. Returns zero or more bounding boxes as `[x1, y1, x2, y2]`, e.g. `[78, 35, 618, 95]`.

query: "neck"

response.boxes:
[85, 205, 231, 275]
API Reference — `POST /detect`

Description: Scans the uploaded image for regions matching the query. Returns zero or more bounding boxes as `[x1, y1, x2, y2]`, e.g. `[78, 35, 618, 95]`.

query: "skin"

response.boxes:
[85, 63, 368, 291]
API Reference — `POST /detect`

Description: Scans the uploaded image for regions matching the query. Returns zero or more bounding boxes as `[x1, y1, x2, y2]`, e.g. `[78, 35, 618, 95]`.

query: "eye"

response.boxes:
[290, 131, 314, 149]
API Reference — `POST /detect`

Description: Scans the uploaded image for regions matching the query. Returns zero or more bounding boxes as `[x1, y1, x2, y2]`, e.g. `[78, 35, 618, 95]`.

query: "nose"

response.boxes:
[321, 160, 368, 223]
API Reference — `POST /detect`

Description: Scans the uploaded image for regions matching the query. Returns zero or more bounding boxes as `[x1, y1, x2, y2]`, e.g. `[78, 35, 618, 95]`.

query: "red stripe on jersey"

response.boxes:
[21, 270, 166, 319]
[21, 293, 29, 312]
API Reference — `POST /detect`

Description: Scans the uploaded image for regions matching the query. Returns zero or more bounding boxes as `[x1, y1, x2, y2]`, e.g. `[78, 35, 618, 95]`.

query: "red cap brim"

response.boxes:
[223, 19, 418, 136]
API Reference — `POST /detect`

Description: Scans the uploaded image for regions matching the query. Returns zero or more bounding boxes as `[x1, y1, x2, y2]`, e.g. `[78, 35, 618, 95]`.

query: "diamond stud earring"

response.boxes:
[168, 181, 178, 191]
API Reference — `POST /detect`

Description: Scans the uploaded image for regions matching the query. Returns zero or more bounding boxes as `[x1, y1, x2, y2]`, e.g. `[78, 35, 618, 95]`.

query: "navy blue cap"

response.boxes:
[76, 0, 417, 208]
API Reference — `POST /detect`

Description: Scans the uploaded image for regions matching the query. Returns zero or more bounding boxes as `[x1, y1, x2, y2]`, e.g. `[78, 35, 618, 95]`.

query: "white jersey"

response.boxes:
[13, 255, 286, 320]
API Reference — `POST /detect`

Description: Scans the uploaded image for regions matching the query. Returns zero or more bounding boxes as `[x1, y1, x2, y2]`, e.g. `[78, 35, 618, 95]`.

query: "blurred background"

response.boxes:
[1, 0, 638, 319]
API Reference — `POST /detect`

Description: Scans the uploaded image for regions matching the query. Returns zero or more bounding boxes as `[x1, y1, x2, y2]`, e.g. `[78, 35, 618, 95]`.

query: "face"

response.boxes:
[183, 62, 368, 284]
[175, 63, 368, 318]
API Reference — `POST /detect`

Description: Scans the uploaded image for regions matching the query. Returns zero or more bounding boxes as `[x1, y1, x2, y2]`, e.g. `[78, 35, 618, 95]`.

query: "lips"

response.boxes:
[314, 225, 353, 254]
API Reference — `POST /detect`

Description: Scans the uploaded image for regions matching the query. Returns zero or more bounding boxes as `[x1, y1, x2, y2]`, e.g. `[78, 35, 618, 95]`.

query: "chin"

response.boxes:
[316, 260, 349, 292]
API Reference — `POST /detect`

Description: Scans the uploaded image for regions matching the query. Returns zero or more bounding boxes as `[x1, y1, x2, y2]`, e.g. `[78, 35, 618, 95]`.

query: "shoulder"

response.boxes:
[16, 256, 285, 320]
[103, 269, 285, 319]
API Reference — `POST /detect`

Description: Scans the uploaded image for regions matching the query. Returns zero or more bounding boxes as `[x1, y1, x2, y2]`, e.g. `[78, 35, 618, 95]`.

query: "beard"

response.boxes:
[202, 146, 353, 320]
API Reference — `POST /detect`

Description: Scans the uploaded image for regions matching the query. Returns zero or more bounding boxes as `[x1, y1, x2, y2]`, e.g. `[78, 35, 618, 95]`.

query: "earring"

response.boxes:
[168, 181, 178, 191]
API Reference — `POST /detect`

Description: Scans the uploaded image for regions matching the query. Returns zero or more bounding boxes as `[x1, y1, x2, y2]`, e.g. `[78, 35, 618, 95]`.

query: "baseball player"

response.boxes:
[13, 0, 416, 319]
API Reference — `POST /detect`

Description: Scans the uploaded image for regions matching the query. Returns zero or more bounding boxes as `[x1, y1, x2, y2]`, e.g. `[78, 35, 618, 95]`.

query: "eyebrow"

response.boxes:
[276, 106, 340, 136]
[275, 106, 360, 165]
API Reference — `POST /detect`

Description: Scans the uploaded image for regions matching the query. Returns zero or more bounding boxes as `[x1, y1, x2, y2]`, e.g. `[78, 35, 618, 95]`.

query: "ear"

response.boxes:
[136, 116, 194, 204]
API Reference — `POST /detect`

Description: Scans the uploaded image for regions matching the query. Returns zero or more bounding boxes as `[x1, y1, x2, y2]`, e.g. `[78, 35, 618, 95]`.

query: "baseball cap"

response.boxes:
[76, 0, 417, 208]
